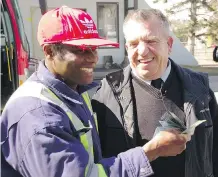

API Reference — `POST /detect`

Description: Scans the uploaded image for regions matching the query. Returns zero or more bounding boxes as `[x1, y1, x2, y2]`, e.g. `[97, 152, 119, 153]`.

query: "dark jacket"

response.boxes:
[92, 60, 218, 177]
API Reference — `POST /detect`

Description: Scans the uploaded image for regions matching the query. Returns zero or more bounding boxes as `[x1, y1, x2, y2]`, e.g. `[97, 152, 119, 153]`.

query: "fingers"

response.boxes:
[158, 129, 191, 143]
[174, 134, 189, 145]
[143, 133, 187, 160]
[173, 133, 191, 145]
[167, 129, 180, 134]
[179, 143, 186, 153]
[181, 134, 191, 142]
[176, 143, 186, 155]
[151, 129, 190, 157]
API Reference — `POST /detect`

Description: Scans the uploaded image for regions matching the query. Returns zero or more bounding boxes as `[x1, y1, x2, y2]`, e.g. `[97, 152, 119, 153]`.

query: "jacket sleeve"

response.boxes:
[209, 89, 218, 177]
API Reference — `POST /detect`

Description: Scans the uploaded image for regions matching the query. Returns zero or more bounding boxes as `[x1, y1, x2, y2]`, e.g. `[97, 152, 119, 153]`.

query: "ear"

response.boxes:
[43, 45, 53, 60]
[167, 37, 173, 54]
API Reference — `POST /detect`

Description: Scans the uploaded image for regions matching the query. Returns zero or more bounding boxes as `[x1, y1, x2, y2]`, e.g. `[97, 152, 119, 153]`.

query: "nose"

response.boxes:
[137, 41, 149, 56]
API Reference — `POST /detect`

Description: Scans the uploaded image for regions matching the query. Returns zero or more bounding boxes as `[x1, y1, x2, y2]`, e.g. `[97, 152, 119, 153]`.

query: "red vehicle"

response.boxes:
[1, 0, 29, 110]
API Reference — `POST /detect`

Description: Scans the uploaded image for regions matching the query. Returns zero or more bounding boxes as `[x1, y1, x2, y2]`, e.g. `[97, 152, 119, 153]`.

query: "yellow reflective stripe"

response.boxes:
[80, 132, 92, 177]
[85, 130, 94, 158]
[66, 112, 86, 131]
[82, 92, 92, 113]
[91, 146, 94, 156]
[46, 89, 60, 102]
[97, 164, 107, 177]
[82, 92, 99, 133]
[10, 43, 14, 60]
[85, 166, 89, 177]
[80, 133, 89, 152]
[80, 133, 91, 177]
[43, 88, 86, 132]
[5, 46, 12, 81]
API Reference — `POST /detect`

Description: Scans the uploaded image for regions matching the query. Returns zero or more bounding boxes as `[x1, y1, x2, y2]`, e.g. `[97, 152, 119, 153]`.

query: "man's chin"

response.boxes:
[137, 70, 151, 80]
[80, 77, 94, 85]
[138, 71, 160, 81]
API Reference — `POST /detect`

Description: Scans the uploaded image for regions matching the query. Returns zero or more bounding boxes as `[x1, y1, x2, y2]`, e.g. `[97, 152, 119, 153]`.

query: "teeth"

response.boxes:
[146, 58, 153, 62]
[80, 68, 93, 72]
[139, 58, 153, 62]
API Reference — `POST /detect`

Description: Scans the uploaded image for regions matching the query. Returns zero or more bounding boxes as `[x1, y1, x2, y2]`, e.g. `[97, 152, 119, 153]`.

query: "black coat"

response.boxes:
[92, 60, 218, 177]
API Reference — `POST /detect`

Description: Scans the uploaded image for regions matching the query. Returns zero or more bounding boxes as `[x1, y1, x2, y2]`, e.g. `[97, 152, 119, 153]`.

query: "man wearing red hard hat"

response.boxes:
[1, 6, 189, 177]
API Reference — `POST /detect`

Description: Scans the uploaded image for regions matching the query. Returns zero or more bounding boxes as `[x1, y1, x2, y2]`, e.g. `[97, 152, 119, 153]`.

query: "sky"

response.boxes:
[145, 0, 190, 20]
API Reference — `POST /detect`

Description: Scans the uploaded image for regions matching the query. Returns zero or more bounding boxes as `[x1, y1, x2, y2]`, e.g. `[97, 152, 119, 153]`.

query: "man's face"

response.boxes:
[125, 17, 173, 80]
[48, 45, 98, 88]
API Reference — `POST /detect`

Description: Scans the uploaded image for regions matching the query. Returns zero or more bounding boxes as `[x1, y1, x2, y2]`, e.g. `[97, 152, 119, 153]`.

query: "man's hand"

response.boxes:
[143, 130, 190, 162]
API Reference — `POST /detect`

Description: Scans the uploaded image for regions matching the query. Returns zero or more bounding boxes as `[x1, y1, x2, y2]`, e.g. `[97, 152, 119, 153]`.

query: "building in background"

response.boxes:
[17, 0, 198, 68]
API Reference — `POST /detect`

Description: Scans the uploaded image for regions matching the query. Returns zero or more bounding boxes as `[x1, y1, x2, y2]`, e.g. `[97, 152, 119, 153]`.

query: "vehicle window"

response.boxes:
[2, 10, 14, 44]
[11, 0, 29, 52]
[1, 3, 16, 110]
[97, 2, 119, 48]
[1, 3, 15, 71]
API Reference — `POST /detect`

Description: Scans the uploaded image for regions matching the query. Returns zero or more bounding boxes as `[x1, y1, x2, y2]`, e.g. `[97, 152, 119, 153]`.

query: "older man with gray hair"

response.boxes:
[92, 8, 218, 177]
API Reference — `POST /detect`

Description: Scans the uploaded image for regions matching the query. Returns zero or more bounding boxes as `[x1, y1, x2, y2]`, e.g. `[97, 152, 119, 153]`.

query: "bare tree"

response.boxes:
[154, 0, 218, 55]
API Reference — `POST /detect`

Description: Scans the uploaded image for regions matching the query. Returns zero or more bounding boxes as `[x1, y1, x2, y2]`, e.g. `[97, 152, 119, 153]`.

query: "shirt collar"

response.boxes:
[132, 60, 171, 85]
[161, 60, 171, 83]
[36, 61, 98, 104]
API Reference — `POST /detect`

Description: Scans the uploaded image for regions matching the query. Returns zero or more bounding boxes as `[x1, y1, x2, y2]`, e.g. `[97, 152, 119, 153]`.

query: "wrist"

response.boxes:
[143, 140, 160, 162]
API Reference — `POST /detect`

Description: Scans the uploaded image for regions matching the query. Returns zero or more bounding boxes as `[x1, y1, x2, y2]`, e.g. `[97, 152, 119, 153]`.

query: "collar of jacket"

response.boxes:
[36, 61, 98, 104]
[105, 65, 132, 94]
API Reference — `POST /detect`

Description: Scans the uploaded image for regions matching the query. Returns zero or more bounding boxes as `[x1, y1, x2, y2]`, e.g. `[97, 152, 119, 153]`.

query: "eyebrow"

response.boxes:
[127, 36, 160, 44]
[141, 36, 160, 41]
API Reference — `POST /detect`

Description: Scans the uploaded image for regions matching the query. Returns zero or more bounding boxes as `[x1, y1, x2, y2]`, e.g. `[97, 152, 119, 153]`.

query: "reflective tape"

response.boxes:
[82, 92, 99, 133]
[82, 92, 93, 114]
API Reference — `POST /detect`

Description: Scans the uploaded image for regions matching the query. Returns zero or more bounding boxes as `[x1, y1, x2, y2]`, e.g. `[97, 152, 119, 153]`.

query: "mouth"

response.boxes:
[139, 57, 154, 64]
[80, 68, 94, 73]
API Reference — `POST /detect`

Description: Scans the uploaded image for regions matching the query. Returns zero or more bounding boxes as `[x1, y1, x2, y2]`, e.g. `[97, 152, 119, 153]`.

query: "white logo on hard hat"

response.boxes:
[80, 17, 98, 34]
[80, 17, 94, 29]
[83, 29, 98, 34]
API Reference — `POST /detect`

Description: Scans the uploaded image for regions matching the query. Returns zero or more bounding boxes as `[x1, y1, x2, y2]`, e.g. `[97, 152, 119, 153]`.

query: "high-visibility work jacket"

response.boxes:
[6, 81, 107, 177]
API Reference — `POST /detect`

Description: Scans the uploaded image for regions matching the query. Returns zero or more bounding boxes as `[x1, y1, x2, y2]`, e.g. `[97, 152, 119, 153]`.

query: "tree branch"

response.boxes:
[201, 0, 216, 11]
[168, 0, 190, 10]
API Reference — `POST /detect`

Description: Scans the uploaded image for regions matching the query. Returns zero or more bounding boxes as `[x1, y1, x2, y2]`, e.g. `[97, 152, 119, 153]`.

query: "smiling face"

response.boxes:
[124, 16, 173, 80]
[44, 44, 98, 90]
